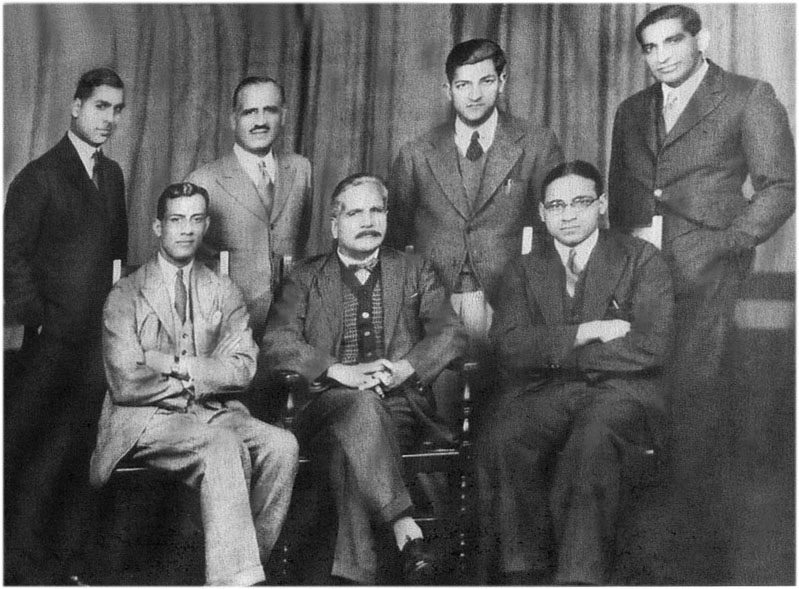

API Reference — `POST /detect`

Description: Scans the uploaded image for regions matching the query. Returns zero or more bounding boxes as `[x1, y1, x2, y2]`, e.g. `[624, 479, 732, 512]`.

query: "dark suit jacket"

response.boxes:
[489, 231, 674, 448]
[4, 134, 127, 341]
[609, 61, 795, 291]
[260, 247, 467, 396]
[388, 112, 563, 298]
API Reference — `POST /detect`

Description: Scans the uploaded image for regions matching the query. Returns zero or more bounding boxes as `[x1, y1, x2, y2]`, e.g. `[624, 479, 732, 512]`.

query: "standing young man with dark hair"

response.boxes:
[389, 38, 563, 341]
[4, 67, 129, 584]
[186, 76, 314, 340]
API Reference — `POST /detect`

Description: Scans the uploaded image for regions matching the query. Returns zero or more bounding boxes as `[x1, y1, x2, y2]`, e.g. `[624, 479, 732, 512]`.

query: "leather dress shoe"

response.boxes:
[400, 537, 437, 584]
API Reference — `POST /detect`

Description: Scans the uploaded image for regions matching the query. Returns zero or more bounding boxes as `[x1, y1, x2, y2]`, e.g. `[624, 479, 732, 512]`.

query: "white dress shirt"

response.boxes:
[662, 58, 708, 130]
[553, 228, 599, 275]
[234, 143, 277, 187]
[454, 108, 498, 157]
[158, 252, 192, 310]
[68, 130, 100, 179]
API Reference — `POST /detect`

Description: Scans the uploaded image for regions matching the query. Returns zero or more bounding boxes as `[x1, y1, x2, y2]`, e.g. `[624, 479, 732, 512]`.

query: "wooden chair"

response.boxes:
[260, 251, 479, 584]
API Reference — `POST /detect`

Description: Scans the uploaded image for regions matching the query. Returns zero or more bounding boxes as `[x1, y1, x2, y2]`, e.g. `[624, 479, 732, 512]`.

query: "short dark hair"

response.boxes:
[74, 68, 124, 101]
[635, 5, 702, 45]
[445, 39, 506, 83]
[541, 160, 604, 202]
[156, 182, 210, 220]
[232, 76, 285, 109]
[330, 173, 388, 217]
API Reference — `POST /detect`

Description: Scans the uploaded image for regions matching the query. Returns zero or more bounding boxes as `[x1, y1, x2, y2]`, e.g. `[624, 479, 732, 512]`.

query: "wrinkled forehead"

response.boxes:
[337, 184, 386, 211]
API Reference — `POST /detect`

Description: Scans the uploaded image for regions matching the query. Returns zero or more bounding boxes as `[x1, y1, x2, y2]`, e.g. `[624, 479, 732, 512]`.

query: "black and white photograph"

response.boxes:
[3, 3, 795, 585]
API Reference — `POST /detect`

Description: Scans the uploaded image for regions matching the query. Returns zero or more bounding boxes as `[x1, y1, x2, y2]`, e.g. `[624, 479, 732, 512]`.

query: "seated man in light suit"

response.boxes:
[478, 161, 675, 585]
[260, 174, 467, 584]
[90, 182, 299, 586]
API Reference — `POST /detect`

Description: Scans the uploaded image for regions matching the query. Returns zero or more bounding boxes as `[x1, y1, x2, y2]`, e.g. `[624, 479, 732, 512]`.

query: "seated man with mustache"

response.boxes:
[261, 174, 467, 584]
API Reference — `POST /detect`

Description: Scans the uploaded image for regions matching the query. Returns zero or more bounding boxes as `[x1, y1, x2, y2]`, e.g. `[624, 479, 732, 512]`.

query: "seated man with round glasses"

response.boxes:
[477, 160, 675, 585]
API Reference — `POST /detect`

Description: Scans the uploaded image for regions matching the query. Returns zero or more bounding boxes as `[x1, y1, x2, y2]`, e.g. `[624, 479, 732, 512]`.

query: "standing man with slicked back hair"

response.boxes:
[389, 38, 563, 342]
[4, 67, 129, 584]
[187, 76, 314, 341]
[609, 4, 794, 582]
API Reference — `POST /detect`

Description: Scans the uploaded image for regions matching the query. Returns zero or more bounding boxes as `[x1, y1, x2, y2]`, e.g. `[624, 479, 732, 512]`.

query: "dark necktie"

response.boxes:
[257, 160, 274, 218]
[175, 268, 187, 324]
[466, 130, 483, 162]
[91, 150, 102, 191]
[565, 248, 581, 298]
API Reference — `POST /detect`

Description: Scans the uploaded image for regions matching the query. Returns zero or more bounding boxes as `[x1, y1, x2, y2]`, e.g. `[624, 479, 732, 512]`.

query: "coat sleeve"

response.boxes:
[260, 269, 338, 381]
[402, 258, 467, 384]
[4, 165, 47, 327]
[489, 258, 579, 376]
[386, 144, 416, 250]
[576, 245, 675, 372]
[183, 277, 258, 397]
[729, 80, 796, 246]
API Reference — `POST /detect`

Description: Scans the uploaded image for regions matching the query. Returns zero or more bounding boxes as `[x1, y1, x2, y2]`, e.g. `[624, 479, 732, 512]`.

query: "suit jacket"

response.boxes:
[89, 256, 258, 487]
[388, 112, 563, 298]
[4, 134, 127, 341]
[260, 248, 467, 397]
[489, 231, 674, 448]
[609, 61, 795, 290]
[186, 150, 313, 324]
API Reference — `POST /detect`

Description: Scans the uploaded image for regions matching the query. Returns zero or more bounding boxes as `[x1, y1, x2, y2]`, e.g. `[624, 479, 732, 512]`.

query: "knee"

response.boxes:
[340, 392, 389, 428]
[192, 428, 247, 475]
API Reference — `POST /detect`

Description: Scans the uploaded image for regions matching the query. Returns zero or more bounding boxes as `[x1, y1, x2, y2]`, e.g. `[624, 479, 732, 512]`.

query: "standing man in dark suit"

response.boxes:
[187, 76, 314, 340]
[389, 38, 563, 340]
[4, 67, 128, 583]
[261, 174, 467, 584]
[608, 6, 794, 580]
[478, 161, 674, 585]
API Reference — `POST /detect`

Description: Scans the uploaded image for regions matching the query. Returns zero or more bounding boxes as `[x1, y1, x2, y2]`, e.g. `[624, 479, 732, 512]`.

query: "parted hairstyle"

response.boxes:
[330, 173, 388, 217]
[635, 5, 702, 45]
[445, 38, 506, 82]
[540, 160, 604, 202]
[74, 68, 124, 101]
[232, 76, 286, 109]
[156, 182, 210, 220]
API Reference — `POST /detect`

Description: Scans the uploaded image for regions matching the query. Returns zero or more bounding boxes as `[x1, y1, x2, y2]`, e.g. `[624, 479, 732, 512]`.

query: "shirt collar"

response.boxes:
[67, 130, 101, 179]
[234, 143, 277, 186]
[454, 108, 498, 157]
[553, 228, 600, 271]
[662, 57, 708, 105]
[157, 252, 192, 303]
[337, 247, 380, 268]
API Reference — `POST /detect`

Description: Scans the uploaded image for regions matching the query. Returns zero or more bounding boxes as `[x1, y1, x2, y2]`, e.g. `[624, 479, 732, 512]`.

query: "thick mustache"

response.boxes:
[356, 230, 382, 238]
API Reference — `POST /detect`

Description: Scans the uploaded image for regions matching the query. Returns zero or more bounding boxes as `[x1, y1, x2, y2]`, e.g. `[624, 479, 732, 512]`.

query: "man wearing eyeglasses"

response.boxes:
[477, 161, 674, 585]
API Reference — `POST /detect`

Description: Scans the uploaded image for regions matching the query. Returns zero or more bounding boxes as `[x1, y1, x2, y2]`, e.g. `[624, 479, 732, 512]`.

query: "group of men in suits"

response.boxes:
[4, 3, 794, 585]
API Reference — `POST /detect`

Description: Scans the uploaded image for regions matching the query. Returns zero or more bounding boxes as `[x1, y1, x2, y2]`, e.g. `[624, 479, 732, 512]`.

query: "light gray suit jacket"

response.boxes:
[186, 150, 313, 327]
[388, 112, 563, 299]
[89, 256, 258, 487]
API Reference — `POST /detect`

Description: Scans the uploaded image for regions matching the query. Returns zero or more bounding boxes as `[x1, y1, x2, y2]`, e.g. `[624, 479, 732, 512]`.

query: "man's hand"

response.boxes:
[575, 319, 631, 346]
[379, 359, 415, 389]
[326, 360, 392, 390]
[211, 332, 241, 358]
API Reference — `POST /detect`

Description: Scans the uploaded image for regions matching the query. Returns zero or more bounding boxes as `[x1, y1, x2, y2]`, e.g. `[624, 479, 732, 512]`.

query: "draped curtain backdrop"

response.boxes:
[4, 3, 795, 270]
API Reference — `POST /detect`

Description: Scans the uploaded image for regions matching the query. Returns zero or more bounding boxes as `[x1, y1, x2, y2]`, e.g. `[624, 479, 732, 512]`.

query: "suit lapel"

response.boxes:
[140, 256, 177, 344]
[314, 253, 344, 346]
[425, 126, 471, 220]
[271, 153, 296, 223]
[379, 249, 403, 349]
[663, 61, 726, 149]
[580, 232, 626, 321]
[217, 153, 270, 224]
[527, 245, 566, 326]
[190, 262, 213, 353]
[473, 115, 523, 214]
[56, 135, 107, 213]
[644, 87, 661, 156]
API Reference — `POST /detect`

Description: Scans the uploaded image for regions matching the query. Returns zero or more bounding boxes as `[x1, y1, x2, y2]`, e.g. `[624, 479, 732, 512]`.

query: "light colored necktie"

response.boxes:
[256, 159, 274, 218]
[175, 268, 187, 324]
[565, 248, 581, 297]
[663, 91, 679, 133]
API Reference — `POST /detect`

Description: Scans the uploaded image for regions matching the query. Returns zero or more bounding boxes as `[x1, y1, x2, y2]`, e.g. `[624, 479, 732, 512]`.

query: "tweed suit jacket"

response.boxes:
[489, 231, 675, 448]
[388, 112, 563, 299]
[609, 61, 795, 292]
[4, 134, 128, 341]
[89, 256, 258, 487]
[260, 247, 467, 392]
[186, 150, 313, 320]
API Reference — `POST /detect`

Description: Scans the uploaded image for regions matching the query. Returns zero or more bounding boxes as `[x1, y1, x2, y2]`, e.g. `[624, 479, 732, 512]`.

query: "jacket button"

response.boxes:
[653, 188, 663, 199]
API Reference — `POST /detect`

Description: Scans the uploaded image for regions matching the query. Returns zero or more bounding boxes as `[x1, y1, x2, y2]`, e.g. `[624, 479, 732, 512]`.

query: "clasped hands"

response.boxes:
[326, 358, 414, 393]
[143, 332, 242, 380]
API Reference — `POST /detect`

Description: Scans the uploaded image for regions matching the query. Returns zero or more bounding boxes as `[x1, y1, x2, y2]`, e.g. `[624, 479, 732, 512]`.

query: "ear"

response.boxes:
[153, 219, 162, 239]
[597, 193, 608, 216]
[229, 111, 237, 133]
[697, 29, 710, 53]
[538, 202, 546, 224]
[498, 70, 508, 94]
[330, 217, 338, 240]
[201, 215, 210, 237]
[443, 81, 453, 103]
[71, 98, 82, 119]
